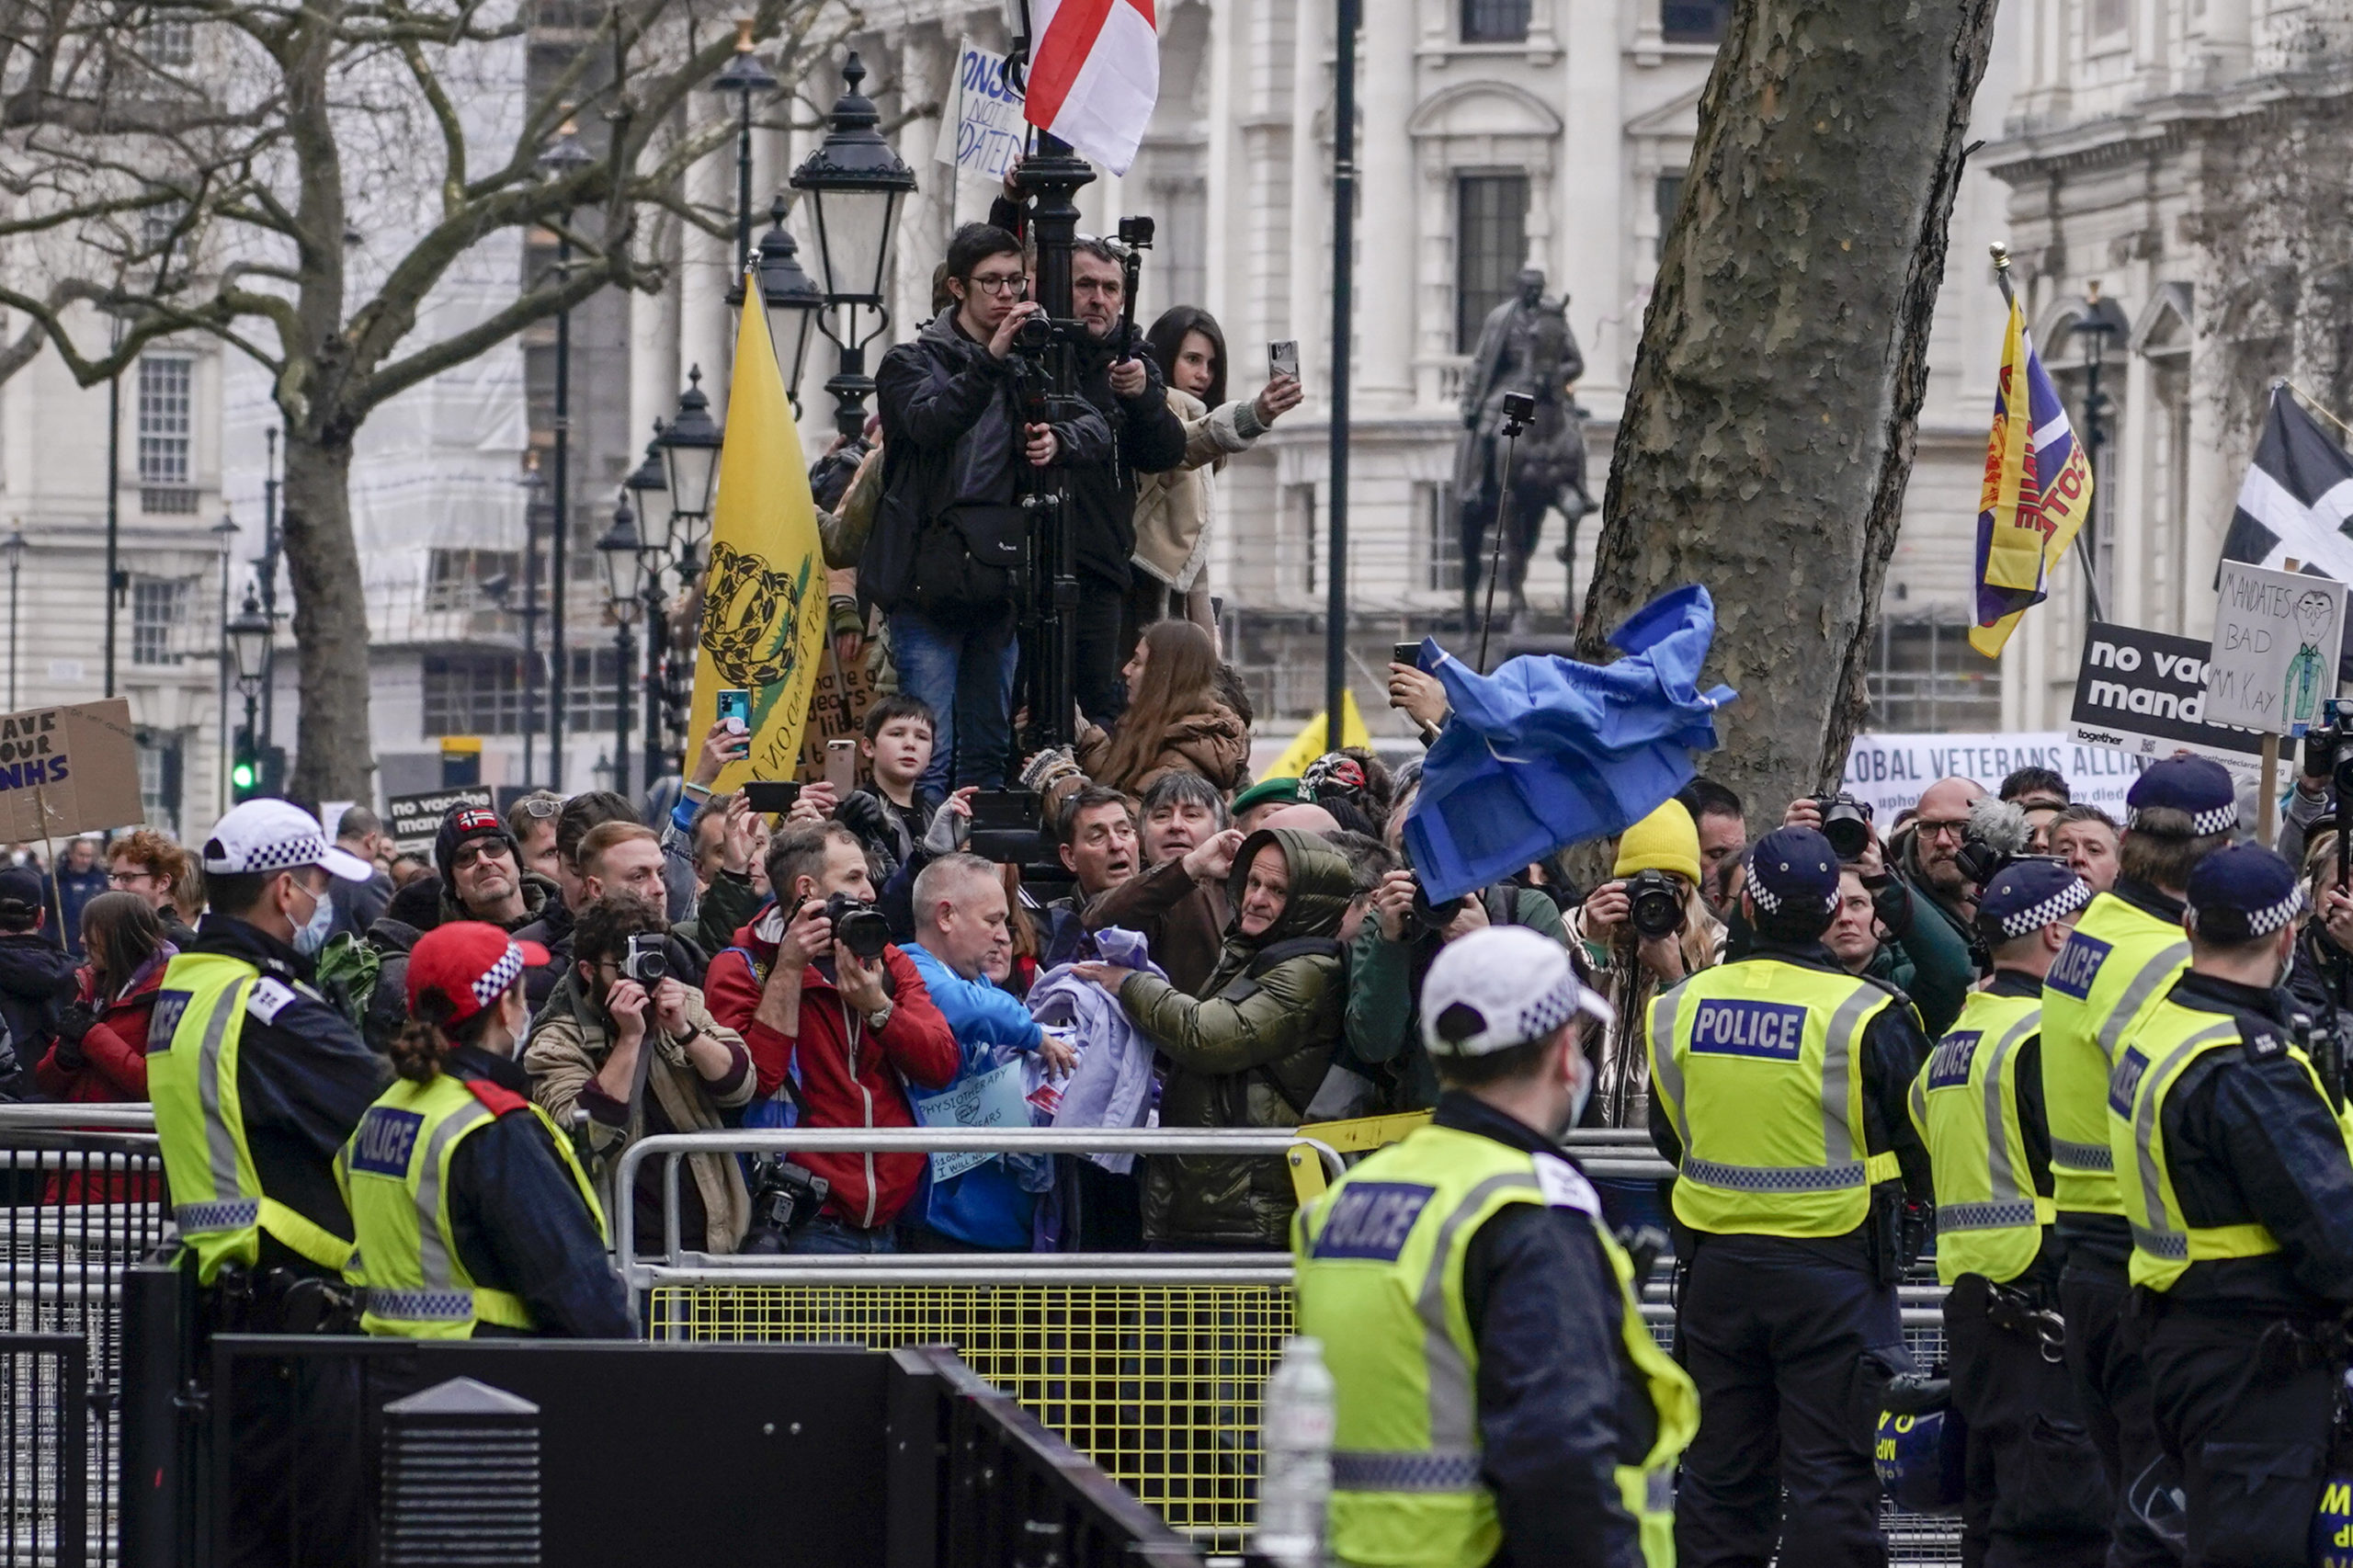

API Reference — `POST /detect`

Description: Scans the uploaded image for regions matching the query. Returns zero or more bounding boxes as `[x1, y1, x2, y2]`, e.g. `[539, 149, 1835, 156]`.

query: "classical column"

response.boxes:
[1355, 0, 1414, 410]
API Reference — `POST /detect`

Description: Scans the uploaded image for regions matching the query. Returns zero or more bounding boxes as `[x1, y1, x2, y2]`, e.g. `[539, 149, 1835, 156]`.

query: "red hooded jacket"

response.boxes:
[702, 913, 958, 1231]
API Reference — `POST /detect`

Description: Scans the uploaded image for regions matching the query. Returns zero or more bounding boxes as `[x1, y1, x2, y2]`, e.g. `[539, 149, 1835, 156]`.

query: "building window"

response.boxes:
[1455, 175, 1530, 353]
[1866, 613, 2002, 733]
[142, 17, 194, 66]
[131, 576, 190, 665]
[137, 355, 195, 513]
[1654, 174, 1685, 261]
[136, 733, 183, 836]
[1661, 0, 1729, 42]
[1418, 483, 1465, 594]
[423, 653, 529, 737]
[426, 549, 523, 614]
[1461, 0, 1529, 43]
[564, 646, 625, 733]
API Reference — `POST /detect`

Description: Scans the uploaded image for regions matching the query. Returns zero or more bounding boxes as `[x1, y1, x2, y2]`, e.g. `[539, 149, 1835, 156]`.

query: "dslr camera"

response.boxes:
[620, 933, 667, 986]
[1623, 869, 1688, 941]
[824, 892, 892, 961]
[1808, 793, 1874, 861]
[2302, 698, 2353, 801]
[737, 1155, 832, 1256]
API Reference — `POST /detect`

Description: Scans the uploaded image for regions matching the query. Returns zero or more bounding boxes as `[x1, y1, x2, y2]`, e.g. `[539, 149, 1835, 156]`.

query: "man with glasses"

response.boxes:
[868, 222, 1111, 794]
[506, 790, 564, 881]
[1891, 776, 1987, 1036]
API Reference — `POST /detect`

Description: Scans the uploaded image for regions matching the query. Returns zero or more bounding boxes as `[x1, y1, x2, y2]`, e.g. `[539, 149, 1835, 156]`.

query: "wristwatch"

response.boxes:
[865, 1000, 894, 1031]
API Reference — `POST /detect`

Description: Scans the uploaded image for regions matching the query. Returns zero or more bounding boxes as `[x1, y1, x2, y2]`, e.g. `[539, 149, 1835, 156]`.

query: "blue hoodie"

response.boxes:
[903, 942, 1048, 1249]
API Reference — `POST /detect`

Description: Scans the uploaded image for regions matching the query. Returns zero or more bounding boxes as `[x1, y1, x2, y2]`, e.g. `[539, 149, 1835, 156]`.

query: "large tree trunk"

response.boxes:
[1577, 0, 2000, 816]
[278, 431, 375, 804]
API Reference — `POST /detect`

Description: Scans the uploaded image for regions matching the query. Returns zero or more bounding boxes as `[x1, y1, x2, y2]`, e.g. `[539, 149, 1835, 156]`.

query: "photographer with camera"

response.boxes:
[1344, 778, 1573, 1112]
[1569, 801, 1726, 1127]
[1792, 778, 1982, 1037]
[2280, 704, 2353, 866]
[703, 822, 957, 1254]
[870, 223, 1111, 793]
[523, 894, 755, 1256]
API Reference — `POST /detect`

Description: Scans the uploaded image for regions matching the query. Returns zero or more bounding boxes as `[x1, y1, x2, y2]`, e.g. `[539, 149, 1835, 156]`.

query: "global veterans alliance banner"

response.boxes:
[1840, 732, 2151, 821]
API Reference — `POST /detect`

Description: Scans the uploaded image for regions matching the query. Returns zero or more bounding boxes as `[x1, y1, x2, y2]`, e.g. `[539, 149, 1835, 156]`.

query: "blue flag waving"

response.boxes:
[1404, 585, 1736, 903]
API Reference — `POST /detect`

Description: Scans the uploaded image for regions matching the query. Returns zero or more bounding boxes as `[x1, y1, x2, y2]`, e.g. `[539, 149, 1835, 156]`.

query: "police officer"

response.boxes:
[151, 798, 386, 1311]
[2109, 844, 2353, 1566]
[147, 800, 388, 1567]
[338, 922, 631, 1338]
[1908, 858, 2110, 1568]
[1294, 925, 1697, 1568]
[2039, 755, 2234, 1562]
[1644, 824, 1931, 1568]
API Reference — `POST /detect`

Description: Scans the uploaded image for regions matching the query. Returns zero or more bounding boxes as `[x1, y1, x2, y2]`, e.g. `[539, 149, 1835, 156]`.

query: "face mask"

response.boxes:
[1568, 1055, 1594, 1131]
[292, 881, 335, 957]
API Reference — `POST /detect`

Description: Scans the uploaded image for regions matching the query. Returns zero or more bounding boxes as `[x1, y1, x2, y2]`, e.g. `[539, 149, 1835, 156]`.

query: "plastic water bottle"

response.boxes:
[1256, 1335, 1336, 1568]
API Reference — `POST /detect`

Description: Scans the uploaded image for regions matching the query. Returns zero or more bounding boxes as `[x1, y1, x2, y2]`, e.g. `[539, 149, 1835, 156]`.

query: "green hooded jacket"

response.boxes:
[1118, 827, 1355, 1248]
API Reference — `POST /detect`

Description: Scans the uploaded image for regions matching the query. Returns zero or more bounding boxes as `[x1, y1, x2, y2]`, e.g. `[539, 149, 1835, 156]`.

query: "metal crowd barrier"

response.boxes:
[0, 1103, 169, 1567]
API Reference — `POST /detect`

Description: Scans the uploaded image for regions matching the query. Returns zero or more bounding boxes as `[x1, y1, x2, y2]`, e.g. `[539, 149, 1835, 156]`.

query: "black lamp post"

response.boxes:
[2068, 281, 2130, 626]
[790, 53, 917, 438]
[657, 368, 723, 568]
[259, 426, 280, 753]
[710, 19, 779, 276]
[727, 195, 825, 414]
[624, 426, 671, 789]
[3, 526, 24, 710]
[226, 587, 274, 798]
[208, 511, 236, 806]
[597, 497, 648, 801]
[538, 119, 597, 794]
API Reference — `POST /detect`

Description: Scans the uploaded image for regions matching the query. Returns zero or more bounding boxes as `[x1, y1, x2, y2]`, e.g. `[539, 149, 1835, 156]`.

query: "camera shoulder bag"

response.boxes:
[910, 504, 1026, 615]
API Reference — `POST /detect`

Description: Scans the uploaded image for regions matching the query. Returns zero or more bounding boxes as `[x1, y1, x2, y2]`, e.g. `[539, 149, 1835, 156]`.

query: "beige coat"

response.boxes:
[1567, 885, 1728, 1129]
[1130, 388, 1262, 591]
[523, 972, 756, 1253]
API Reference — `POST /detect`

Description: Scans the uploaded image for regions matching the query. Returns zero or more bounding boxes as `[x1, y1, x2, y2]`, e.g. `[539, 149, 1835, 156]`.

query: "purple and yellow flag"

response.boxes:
[1970, 297, 2094, 657]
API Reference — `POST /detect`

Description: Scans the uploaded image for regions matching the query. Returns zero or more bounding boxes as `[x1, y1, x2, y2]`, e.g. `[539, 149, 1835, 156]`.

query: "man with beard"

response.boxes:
[1887, 775, 1987, 1036]
[367, 806, 558, 1049]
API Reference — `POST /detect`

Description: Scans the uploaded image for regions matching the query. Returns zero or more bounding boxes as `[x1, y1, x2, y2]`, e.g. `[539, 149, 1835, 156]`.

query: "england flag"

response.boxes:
[2220, 385, 2353, 675]
[1024, 0, 1159, 176]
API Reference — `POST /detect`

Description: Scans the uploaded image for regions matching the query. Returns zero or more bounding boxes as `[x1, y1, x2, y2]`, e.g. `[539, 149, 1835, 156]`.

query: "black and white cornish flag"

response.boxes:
[2220, 385, 2353, 675]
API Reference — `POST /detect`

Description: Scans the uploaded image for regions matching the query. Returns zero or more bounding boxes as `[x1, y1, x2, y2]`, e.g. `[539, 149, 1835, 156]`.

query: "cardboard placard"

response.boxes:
[0, 699, 142, 843]
[2204, 562, 2349, 736]
[385, 786, 495, 857]
[2068, 622, 2264, 763]
[911, 1059, 1034, 1183]
[935, 37, 1026, 183]
[796, 652, 880, 785]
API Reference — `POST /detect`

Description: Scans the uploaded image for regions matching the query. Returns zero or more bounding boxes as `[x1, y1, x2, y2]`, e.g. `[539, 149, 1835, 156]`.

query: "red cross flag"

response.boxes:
[1024, 0, 1159, 176]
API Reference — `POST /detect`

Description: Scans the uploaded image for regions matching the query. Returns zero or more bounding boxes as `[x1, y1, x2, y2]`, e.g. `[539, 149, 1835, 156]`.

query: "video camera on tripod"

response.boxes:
[2299, 697, 2353, 1110]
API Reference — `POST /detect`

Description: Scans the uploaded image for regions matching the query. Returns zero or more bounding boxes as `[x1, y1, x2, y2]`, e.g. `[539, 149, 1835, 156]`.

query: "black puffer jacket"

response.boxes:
[364, 873, 562, 1051]
[0, 932, 74, 1098]
[1117, 828, 1355, 1248]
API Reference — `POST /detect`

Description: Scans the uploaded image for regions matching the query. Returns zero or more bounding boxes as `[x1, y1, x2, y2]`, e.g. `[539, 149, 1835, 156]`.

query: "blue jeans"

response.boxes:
[785, 1214, 901, 1255]
[890, 600, 1018, 795]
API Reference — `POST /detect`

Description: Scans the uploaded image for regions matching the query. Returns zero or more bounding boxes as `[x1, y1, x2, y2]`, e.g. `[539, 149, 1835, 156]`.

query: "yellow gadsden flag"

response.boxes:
[683, 273, 828, 789]
[1266, 689, 1372, 783]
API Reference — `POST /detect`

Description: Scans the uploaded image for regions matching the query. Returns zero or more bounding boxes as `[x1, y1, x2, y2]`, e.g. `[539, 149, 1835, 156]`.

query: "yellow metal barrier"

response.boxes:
[1285, 1110, 1435, 1205]
[654, 1279, 1292, 1549]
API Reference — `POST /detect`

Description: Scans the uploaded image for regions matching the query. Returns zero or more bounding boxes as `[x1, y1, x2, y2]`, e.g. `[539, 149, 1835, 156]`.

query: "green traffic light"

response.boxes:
[232, 761, 256, 789]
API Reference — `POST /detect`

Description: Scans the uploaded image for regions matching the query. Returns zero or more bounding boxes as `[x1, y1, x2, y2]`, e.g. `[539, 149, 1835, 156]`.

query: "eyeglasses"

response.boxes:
[1915, 819, 1971, 842]
[967, 274, 1026, 296]
[452, 843, 510, 870]
[517, 797, 561, 819]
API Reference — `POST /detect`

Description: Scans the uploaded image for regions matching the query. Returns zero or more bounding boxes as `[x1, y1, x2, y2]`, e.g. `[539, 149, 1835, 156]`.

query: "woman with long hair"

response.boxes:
[1131, 305, 1302, 636]
[1077, 619, 1249, 799]
[338, 922, 629, 1338]
[37, 892, 174, 1104]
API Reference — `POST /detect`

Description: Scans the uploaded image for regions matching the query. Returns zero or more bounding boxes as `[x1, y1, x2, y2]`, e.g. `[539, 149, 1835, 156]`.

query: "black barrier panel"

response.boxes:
[0, 1332, 86, 1566]
[210, 1338, 890, 1568]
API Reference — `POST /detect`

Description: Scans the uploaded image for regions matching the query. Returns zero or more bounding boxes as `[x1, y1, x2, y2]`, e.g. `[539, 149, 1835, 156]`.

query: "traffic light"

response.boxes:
[231, 725, 258, 801]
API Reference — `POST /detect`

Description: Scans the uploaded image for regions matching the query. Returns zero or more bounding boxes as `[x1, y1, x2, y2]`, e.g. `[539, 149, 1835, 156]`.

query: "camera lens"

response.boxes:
[1627, 870, 1687, 940]
[1816, 797, 1871, 861]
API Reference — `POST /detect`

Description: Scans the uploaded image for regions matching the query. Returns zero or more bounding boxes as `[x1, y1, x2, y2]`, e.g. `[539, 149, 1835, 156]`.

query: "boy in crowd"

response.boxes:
[835, 695, 944, 887]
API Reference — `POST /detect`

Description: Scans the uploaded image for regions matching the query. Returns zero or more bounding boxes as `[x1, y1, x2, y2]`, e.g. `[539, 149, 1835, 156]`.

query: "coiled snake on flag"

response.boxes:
[702, 541, 811, 692]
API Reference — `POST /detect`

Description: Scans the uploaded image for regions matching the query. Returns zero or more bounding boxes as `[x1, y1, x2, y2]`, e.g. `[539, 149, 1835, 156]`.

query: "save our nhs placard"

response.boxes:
[934, 38, 1026, 183]
[1839, 731, 2152, 822]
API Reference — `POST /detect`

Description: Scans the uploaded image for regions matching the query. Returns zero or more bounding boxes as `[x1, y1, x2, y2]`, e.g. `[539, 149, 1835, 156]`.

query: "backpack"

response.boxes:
[909, 504, 1026, 615]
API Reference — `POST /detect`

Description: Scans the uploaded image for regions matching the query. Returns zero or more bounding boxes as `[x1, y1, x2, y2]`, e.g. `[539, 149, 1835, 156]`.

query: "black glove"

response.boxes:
[51, 1003, 94, 1070]
[834, 790, 887, 840]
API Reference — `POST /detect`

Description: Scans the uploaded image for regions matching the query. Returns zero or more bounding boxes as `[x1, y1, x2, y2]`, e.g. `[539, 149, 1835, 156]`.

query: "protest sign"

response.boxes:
[2204, 562, 2347, 736]
[1840, 732, 2149, 822]
[935, 38, 1026, 182]
[796, 650, 880, 784]
[912, 1059, 1033, 1183]
[386, 786, 494, 856]
[2067, 622, 2263, 763]
[0, 699, 141, 844]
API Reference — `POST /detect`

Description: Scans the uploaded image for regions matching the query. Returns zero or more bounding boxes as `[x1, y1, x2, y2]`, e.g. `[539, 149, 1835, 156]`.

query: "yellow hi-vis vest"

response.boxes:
[147, 950, 358, 1285]
[2040, 892, 2187, 1219]
[1907, 988, 2052, 1287]
[1646, 960, 1900, 1238]
[2109, 991, 2353, 1291]
[1292, 1125, 1698, 1568]
[336, 1071, 607, 1338]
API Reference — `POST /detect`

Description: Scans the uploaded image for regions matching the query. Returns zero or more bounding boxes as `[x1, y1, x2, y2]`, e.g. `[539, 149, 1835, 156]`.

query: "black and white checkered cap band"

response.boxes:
[2189, 886, 2304, 940]
[1748, 875, 1837, 916]
[472, 944, 526, 1009]
[2127, 801, 2238, 837]
[1995, 879, 2095, 941]
[1430, 969, 1614, 1057]
[204, 831, 329, 876]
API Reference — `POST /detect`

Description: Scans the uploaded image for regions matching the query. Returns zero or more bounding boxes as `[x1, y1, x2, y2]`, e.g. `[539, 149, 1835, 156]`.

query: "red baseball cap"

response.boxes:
[405, 921, 549, 1026]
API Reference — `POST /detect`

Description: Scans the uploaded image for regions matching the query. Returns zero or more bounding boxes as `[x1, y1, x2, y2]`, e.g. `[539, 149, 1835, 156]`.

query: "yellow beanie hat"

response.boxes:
[1614, 800, 1701, 884]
